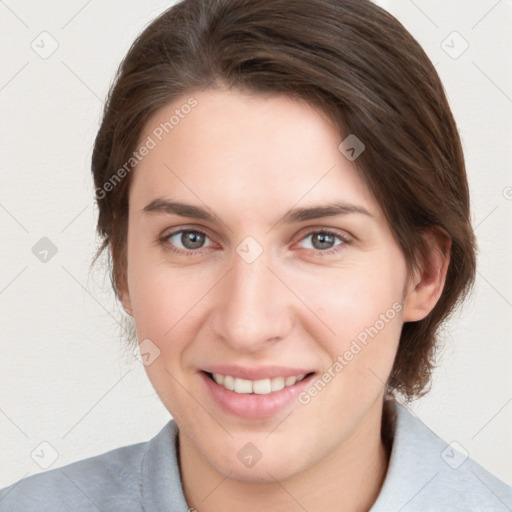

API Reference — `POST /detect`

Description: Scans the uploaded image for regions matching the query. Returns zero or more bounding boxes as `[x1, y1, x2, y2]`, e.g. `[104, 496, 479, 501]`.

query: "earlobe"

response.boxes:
[402, 229, 451, 322]
[117, 276, 133, 317]
[120, 293, 133, 317]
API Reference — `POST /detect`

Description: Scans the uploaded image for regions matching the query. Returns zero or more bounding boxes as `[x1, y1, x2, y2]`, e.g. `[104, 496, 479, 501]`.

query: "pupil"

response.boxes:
[183, 231, 204, 249]
[314, 233, 333, 250]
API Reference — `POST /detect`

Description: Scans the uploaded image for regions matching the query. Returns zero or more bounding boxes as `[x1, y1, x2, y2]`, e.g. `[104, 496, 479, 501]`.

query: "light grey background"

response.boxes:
[0, 0, 511, 488]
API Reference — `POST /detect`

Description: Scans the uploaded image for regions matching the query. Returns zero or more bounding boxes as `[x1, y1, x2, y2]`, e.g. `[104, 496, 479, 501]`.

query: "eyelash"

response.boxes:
[158, 228, 351, 257]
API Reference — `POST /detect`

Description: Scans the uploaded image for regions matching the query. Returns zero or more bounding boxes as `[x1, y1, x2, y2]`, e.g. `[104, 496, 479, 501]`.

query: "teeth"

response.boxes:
[223, 375, 235, 391]
[271, 376, 285, 392]
[234, 378, 253, 394]
[285, 376, 297, 386]
[253, 379, 272, 394]
[211, 372, 308, 394]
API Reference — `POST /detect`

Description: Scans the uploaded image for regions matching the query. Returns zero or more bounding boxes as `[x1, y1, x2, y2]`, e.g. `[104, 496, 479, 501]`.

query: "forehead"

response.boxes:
[129, 88, 381, 221]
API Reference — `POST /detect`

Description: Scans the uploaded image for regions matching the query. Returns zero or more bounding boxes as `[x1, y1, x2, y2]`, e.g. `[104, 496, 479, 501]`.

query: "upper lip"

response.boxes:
[201, 365, 315, 381]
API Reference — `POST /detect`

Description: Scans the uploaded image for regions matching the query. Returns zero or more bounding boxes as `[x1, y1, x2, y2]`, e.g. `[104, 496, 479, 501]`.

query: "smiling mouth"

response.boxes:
[204, 371, 316, 395]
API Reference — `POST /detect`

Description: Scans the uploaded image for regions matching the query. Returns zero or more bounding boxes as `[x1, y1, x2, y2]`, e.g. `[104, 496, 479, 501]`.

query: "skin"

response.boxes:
[119, 88, 450, 512]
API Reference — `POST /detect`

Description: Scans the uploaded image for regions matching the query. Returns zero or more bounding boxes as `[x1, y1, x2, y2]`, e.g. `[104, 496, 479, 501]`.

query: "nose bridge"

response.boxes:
[211, 244, 293, 350]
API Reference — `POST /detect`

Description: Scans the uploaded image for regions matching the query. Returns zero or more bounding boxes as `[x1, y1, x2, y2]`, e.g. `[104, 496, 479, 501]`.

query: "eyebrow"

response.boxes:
[141, 198, 374, 224]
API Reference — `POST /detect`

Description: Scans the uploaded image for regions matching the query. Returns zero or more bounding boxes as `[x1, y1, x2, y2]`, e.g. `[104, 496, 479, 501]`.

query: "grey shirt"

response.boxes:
[1, 402, 511, 511]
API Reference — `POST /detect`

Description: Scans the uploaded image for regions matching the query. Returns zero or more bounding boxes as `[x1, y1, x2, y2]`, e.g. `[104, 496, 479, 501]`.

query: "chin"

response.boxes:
[203, 439, 307, 483]
[214, 457, 302, 484]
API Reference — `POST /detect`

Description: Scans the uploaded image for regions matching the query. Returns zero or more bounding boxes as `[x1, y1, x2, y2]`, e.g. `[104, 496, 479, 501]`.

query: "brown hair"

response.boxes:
[91, 0, 476, 400]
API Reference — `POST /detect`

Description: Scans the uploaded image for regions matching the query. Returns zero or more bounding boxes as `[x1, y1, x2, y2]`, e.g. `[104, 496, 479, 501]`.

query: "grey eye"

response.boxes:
[300, 231, 344, 251]
[167, 230, 211, 250]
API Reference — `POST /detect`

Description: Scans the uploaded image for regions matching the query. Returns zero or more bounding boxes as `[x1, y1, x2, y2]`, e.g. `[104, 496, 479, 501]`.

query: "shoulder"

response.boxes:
[372, 401, 512, 512]
[0, 421, 178, 512]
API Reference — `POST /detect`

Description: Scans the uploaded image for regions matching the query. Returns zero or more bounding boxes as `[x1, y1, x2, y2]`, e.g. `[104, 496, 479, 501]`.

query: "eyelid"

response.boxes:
[160, 226, 216, 251]
[160, 224, 352, 242]
[160, 224, 353, 257]
[292, 227, 352, 254]
[295, 225, 353, 242]
[160, 224, 212, 238]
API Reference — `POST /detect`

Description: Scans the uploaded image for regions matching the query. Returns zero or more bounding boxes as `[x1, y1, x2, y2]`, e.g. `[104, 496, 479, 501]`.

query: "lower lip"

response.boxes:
[200, 371, 315, 419]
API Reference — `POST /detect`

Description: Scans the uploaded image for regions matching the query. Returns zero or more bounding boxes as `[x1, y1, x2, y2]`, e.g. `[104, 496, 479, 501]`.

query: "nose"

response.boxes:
[210, 245, 294, 353]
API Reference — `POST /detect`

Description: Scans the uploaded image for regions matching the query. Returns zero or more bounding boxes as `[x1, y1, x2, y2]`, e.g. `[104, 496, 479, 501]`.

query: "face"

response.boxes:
[121, 88, 413, 482]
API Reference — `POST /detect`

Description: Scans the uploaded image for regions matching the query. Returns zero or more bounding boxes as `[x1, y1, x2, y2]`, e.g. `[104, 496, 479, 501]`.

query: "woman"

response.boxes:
[1, 0, 511, 510]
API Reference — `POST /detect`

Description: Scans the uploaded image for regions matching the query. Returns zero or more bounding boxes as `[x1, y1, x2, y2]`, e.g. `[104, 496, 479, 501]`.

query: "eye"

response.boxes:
[160, 229, 214, 255]
[160, 227, 350, 257]
[297, 229, 349, 255]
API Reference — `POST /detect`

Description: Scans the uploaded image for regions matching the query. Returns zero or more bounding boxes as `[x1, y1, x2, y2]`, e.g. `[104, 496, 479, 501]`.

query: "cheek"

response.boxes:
[293, 274, 404, 429]
[292, 254, 407, 400]
[127, 251, 219, 366]
[130, 279, 195, 346]
[126, 260, 214, 418]
[304, 260, 407, 344]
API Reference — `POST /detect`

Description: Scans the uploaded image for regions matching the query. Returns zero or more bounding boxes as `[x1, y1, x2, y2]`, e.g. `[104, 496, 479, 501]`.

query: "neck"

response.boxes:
[178, 398, 392, 512]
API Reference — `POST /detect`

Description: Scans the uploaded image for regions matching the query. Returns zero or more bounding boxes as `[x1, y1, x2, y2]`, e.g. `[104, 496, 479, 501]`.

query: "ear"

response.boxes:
[117, 272, 133, 317]
[402, 228, 451, 322]
[120, 290, 133, 317]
